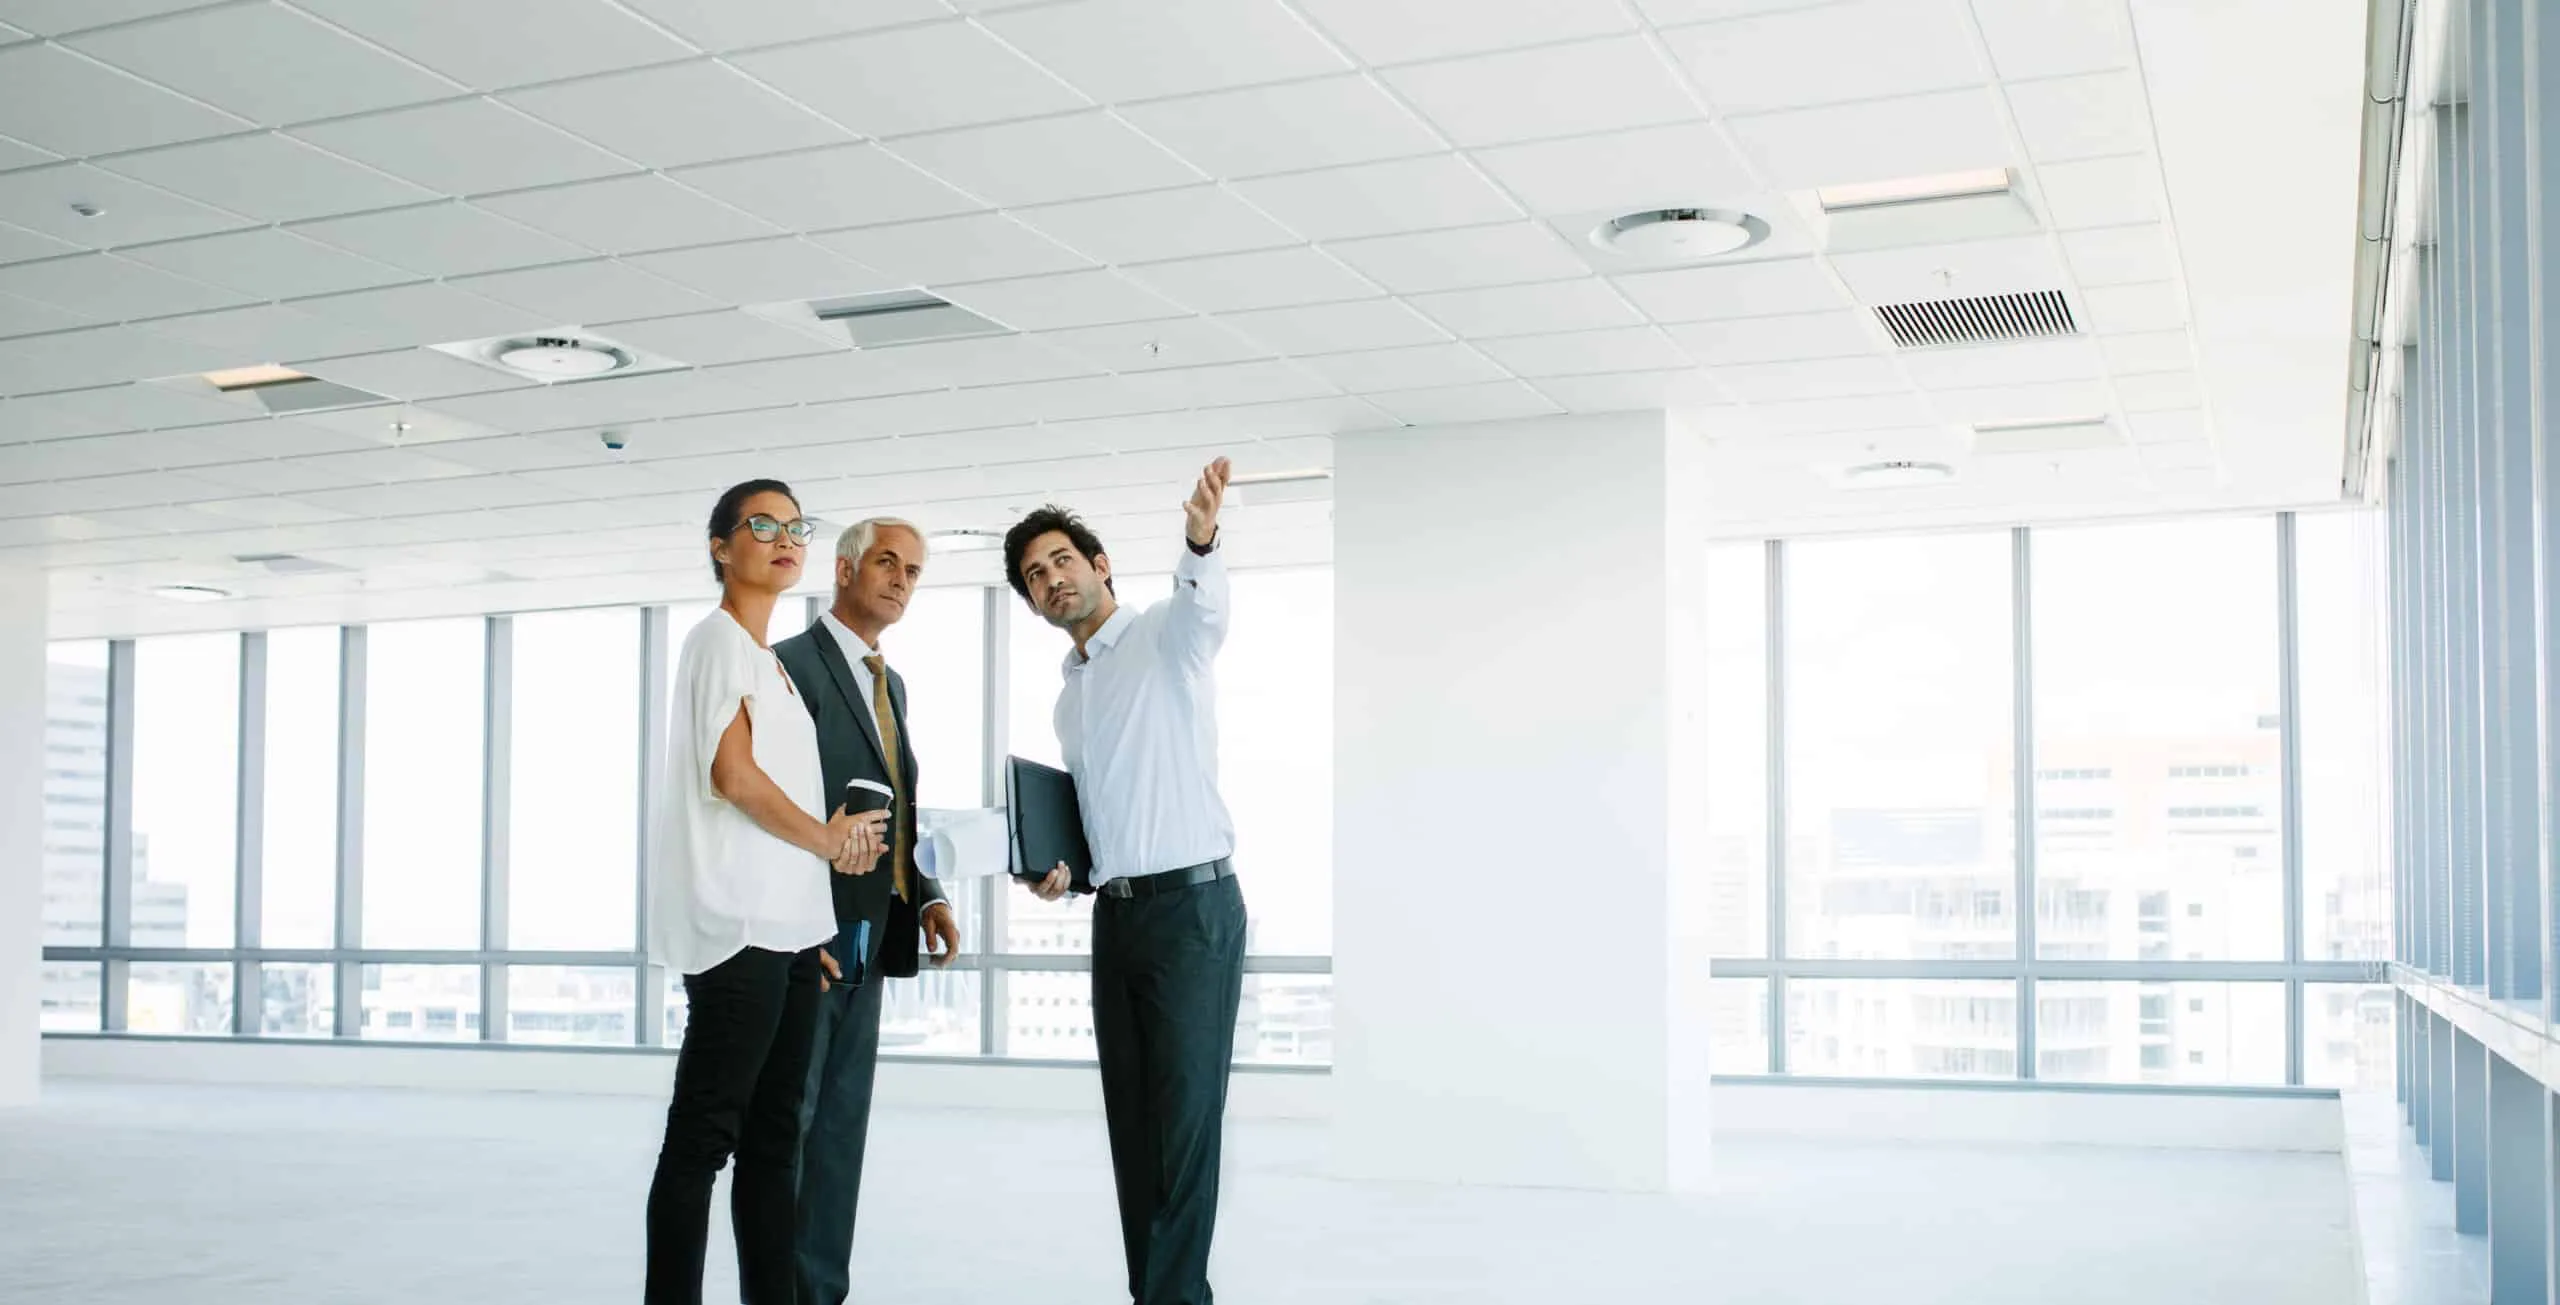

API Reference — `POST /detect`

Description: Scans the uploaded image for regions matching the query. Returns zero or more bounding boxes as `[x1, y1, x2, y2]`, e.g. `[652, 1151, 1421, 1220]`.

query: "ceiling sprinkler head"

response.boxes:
[69, 201, 103, 219]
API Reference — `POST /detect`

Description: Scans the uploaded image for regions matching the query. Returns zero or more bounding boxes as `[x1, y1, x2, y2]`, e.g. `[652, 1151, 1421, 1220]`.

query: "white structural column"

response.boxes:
[0, 562, 46, 1106]
[1332, 411, 1714, 1192]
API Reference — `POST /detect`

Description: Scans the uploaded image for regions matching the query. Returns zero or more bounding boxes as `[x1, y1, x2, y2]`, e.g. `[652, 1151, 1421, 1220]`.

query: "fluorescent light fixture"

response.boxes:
[926, 529, 1005, 553]
[152, 584, 234, 603]
[1817, 169, 2012, 211]
[202, 364, 306, 391]
[1229, 468, 1331, 486]
[1971, 417, 2117, 456]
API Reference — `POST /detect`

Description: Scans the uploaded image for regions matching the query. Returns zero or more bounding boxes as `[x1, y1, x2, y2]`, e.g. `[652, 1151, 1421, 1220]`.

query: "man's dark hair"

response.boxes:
[706, 478, 798, 582]
[1003, 504, 1112, 603]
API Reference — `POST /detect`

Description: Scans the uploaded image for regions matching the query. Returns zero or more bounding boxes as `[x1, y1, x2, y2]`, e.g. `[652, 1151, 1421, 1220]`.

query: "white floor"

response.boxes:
[0, 1081, 2362, 1304]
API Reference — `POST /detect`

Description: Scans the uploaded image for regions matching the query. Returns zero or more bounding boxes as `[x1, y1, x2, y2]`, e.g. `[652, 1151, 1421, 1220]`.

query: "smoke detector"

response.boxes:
[431, 331, 678, 383]
[1589, 208, 1768, 262]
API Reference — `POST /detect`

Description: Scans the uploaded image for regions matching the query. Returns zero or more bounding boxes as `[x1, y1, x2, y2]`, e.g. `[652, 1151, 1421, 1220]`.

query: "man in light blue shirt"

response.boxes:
[1007, 458, 1244, 1305]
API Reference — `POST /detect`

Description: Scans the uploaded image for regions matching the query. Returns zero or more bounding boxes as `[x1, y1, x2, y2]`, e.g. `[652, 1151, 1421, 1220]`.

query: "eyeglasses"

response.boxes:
[738, 514, 815, 545]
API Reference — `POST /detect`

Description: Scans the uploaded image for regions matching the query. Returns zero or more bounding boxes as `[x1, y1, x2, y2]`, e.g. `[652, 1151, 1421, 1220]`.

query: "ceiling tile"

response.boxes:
[1120, 359, 1338, 409]
[119, 227, 415, 300]
[2138, 440, 2215, 472]
[1121, 75, 1442, 179]
[627, 238, 894, 305]
[1533, 368, 1726, 412]
[1233, 155, 1519, 241]
[0, 435, 160, 482]
[294, 349, 530, 401]
[1364, 379, 1559, 425]
[1828, 235, 2065, 303]
[2006, 72, 2152, 163]
[1614, 257, 1844, 322]
[2098, 329, 2192, 375]
[2124, 409, 2206, 445]
[1015, 186, 1298, 266]
[0, 135, 53, 175]
[0, 162, 250, 247]
[813, 213, 1092, 288]
[889, 114, 1199, 208]
[867, 334, 1100, 389]
[98, 133, 437, 224]
[186, 494, 362, 526]
[1666, 0, 1984, 116]
[292, 99, 636, 198]
[1667, 310, 1879, 364]
[296, 282, 541, 345]
[478, 175, 781, 255]
[936, 268, 1188, 331]
[1035, 316, 1272, 373]
[422, 433, 594, 474]
[987, 0, 1347, 101]
[0, 42, 248, 157]
[2080, 281, 2184, 334]
[180, 452, 372, 494]
[148, 301, 400, 361]
[0, 380, 250, 442]
[1387, 37, 1700, 148]
[1297, 342, 1503, 393]
[0, 251, 247, 320]
[1925, 379, 2114, 425]
[1970, 0, 2136, 80]
[616, 0, 952, 51]
[1740, 391, 1932, 435]
[1898, 336, 2104, 390]
[0, 289, 95, 338]
[1474, 326, 1691, 378]
[2112, 369, 2201, 411]
[2032, 156, 2162, 229]
[67, 2, 462, 125]
[0, 218, 76, 266]
[1726, 88, 2012, 190]
[0, 1, 227, 36]
[709, 351, 937, 405]
[1122, 246, 1376, 313]
[453, 260, 719, 329]
[677, 144, 985, 235]
[730, 20, 1087, 139]
[0, 322, 232, 394]
[1470, 122, 1757, 217]
[293, 0, 693, 90]
[507, 61, 852, 170]
[424, 369, 777, 433]
[1712, 354, 1906, 402]
[1225, 299, 1447, 356]
[292, 202, 599, 278]
[2061, 223, 2176, 288]
[1289, 0, 1633, 66]
[1322, 222, 1585, 295]
[1410, 278, 1641, 336]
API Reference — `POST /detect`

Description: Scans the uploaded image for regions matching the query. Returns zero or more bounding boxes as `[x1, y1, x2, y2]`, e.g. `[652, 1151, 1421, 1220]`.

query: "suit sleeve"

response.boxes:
[893, 669, 949, 910]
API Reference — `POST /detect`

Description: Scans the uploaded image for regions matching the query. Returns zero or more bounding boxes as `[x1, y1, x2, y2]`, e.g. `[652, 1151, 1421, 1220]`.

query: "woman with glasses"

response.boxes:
[645, 478, 886, 1305]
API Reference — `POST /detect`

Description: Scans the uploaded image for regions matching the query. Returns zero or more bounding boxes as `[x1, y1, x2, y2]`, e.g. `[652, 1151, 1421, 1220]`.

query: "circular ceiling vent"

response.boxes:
[1844, 459, 1957, 488]
[491, 336, 632, 380]
[1589, 208, 1768, 261]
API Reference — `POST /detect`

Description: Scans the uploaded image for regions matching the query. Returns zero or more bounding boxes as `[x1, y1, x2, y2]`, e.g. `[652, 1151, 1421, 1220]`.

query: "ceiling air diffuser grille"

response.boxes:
[1873, 289, 2076, 349]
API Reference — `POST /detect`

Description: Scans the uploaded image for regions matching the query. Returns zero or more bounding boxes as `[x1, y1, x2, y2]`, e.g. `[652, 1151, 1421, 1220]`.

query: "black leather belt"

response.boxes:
[1097, 858, 1234, 900]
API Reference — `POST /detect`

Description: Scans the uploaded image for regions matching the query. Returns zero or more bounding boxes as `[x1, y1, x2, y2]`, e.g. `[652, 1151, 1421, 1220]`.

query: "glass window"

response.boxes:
[261, 627, 340, 949]
[2034, 981, 2286, 1085]
[509, 608, 640, 951]
[1785, 978, 2017, 1079]
[880, 968, 982, 1057]
[132, 633, 239, 948]
[40, 963, 100, 1032]
[1223, 568, 1331, 956]
[887, 585, 986, 810]
[2304, 983, 2397, 1090]
[1710, 976, 1770, 1074]
[1706, 543, 1770, 958]
[1786, 532, 2015, 961]
[1003, 969, 1095, 1061]
[359, 964, 480, 1042]
[363, 619, 484, 950]
[2294, 511, 2393, 962]
[42, 641, 109, 947]
[257, 962, 336, 1038]
[1237, 973, 1332, 1066]
[506, 965, 635, 1046]
[126, 962, 233, 1036]
[2032, 519, 2283, 962]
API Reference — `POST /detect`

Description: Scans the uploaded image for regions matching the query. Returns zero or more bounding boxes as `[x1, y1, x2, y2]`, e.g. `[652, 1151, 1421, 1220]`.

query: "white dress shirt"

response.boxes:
[648, 609, 836, 976]
[817, 609, 944, 910]
[1055, 545, 1236, 888]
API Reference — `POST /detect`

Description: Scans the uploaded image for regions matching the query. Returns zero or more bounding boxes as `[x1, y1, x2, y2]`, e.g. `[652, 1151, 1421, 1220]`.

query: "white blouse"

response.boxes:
[647, 608, 837, 977]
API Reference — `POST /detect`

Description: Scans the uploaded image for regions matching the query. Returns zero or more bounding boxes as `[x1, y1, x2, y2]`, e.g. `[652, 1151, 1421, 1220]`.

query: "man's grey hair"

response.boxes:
[835, 516, 926, 565]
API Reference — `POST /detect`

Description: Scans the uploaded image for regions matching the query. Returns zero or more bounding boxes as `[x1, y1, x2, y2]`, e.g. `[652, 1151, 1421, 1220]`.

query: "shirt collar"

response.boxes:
[1065, 604, 1139, 672]
[818, 608, 880, 664]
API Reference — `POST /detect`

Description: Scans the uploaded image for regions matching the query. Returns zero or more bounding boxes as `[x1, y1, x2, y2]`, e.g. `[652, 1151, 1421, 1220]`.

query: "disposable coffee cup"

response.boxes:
[843, 778, 894, 818]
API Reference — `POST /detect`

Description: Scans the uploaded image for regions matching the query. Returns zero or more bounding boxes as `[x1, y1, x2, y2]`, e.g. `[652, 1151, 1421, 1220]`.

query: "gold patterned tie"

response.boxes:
[861, 654, 912, 900]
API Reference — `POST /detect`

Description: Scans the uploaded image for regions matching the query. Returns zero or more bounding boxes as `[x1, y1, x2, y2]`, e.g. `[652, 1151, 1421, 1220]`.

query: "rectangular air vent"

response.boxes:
[234, 553, 352, 575]
[813, 291, 1007, 348]
[1873, 289, 2076, 349]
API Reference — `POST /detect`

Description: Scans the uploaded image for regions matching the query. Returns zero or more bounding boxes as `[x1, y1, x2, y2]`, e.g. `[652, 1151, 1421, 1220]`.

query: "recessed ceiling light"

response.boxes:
[152, 584, 234, 603]
[1817, 169, 2012, 211]
[927, 529, 1005, 553]
[203, 364, 308, 391]
[1841, 460, 1956, 489]
[493, 336, 629, 379]
[1589, 208, 1767, 262]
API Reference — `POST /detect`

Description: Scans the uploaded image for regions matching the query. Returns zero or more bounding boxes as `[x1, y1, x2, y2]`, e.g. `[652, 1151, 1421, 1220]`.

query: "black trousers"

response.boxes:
[645, 945, 822, 1305]
[793, 944, 887, 1305]
[1092, 873, 1248, 1305]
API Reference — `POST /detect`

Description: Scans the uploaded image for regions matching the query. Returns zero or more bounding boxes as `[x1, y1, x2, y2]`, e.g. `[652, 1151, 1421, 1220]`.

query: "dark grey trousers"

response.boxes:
[1092, 873, 1248, 1305]
[793, 958, 887, 1305]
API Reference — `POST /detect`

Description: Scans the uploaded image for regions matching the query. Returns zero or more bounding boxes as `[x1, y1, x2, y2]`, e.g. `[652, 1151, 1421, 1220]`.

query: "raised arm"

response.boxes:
[1165, 456, 1232, 671]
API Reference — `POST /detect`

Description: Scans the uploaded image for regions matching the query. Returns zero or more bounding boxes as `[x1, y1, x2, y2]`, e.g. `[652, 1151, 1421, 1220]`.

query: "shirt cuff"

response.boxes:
[1174, 542, 1225, 579]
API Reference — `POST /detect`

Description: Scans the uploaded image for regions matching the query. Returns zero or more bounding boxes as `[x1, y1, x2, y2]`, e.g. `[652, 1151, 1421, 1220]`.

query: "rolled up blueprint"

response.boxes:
[914, 807, 1012, 880]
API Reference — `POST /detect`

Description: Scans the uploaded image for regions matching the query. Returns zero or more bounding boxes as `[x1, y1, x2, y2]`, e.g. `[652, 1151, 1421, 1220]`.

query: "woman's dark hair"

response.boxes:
[707, 478, 798, 582]
[1003, 504, 1112, 602]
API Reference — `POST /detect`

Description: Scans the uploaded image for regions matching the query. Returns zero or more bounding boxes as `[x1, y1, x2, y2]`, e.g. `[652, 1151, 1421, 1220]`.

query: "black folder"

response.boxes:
[1005, 755, 1094, 895]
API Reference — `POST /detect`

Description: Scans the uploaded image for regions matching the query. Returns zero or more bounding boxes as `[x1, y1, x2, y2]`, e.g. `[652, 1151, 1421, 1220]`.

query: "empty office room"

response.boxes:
[0, 0, 2549, 1302]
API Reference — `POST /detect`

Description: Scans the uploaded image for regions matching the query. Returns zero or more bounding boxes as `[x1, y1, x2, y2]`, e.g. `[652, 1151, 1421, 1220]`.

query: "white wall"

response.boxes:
[0, 562, 45, 1107]
[1332, 412, 1714, 1192]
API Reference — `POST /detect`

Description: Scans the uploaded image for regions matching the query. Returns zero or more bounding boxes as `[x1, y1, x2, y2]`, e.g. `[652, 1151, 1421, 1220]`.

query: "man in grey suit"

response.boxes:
[772, 516, 963, 1305]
